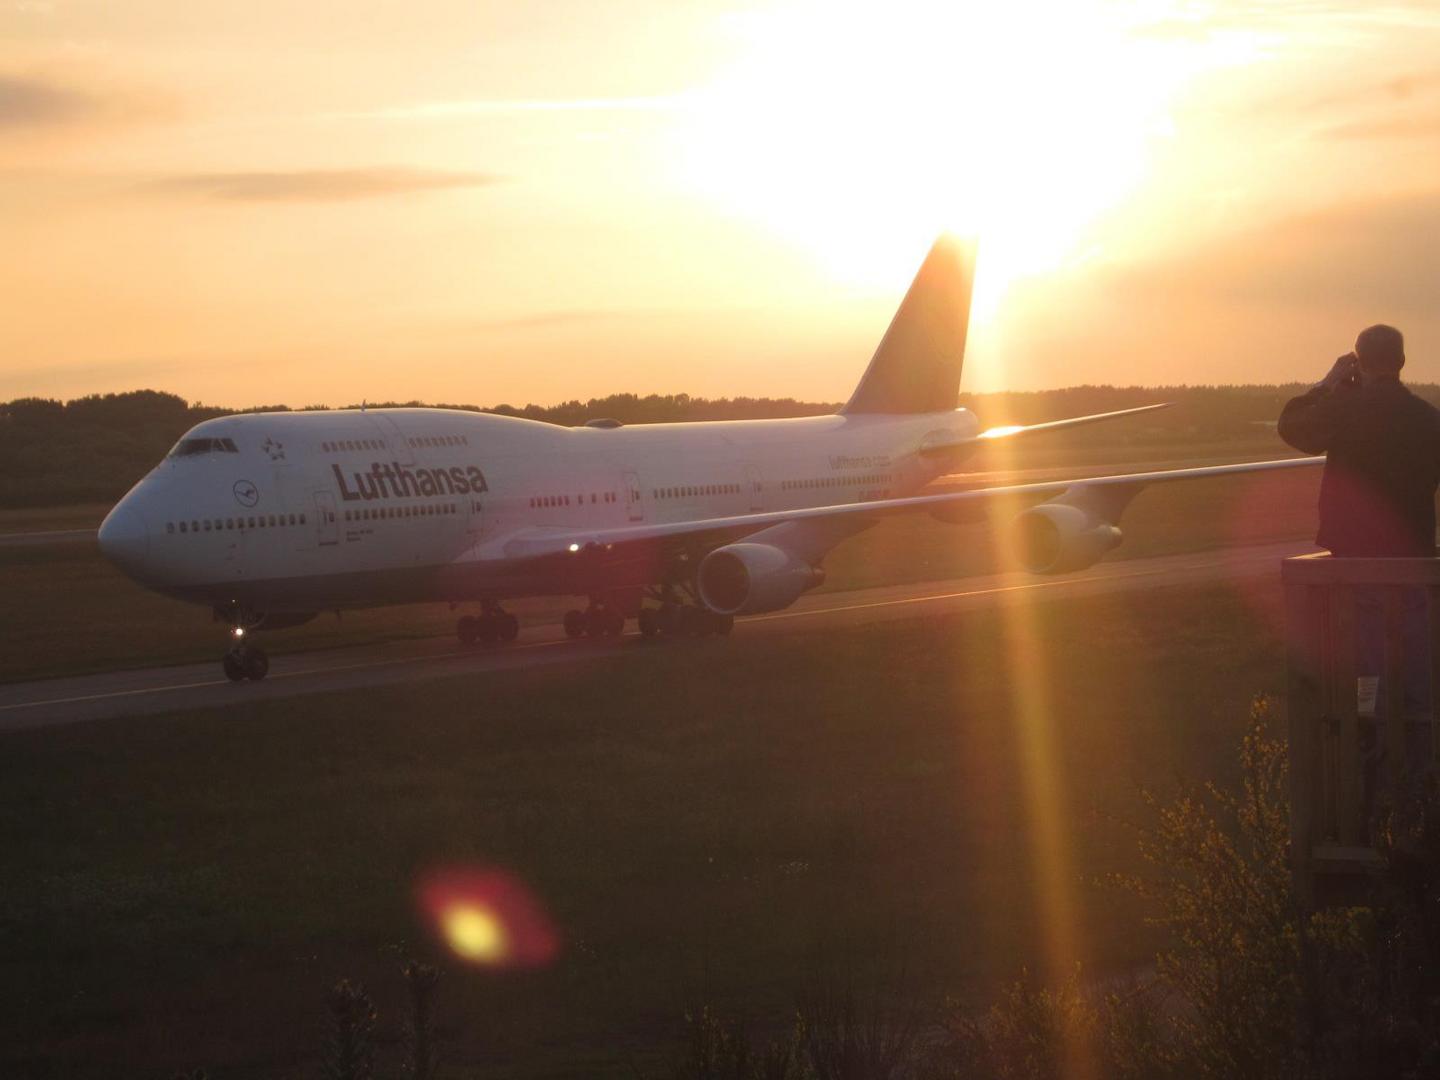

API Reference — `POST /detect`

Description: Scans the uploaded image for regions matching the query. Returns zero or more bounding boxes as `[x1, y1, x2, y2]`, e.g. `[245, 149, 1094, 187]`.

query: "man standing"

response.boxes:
[1279, 324, 1440, 557]
[1280, 325, 1440, 788]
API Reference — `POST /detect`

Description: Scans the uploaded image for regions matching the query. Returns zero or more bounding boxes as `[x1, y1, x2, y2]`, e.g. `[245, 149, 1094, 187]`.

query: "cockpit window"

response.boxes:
[169, 437, 239, 457]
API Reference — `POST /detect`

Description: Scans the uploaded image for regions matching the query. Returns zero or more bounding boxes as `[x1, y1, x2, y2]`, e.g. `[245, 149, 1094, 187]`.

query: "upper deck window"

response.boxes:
[168, 437, 238, 457]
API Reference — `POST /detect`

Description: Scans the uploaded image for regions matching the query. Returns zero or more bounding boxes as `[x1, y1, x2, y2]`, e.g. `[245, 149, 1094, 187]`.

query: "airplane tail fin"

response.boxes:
[841, 235, 976, 415]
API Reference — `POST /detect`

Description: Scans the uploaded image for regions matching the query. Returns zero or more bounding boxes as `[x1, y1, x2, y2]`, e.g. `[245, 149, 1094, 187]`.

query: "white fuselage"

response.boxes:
[99, 407, 978, 614]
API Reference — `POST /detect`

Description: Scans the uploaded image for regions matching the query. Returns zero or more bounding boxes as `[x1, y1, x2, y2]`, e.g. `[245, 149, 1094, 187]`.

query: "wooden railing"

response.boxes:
[1283, 554, 1440, 903]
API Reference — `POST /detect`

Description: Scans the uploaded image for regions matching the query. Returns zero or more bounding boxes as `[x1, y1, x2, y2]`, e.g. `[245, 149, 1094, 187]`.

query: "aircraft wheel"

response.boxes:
[655, 602, 681, 636]
[585, 608, 606, 638]
[477, 614, 500, 645]
[222, 652, 246, 682]
[499, 613, 520, 643]
[563, 609, 586, 639]
[637, 608, 658, 638]
[243, 647, 270, 682]
[710, 612, 735, 637]
[678, 605, 706, 637]
[457, 615, 480, 647]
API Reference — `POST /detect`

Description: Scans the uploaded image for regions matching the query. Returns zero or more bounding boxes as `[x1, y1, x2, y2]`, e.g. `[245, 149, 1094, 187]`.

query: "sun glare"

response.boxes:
[677, 1, 1261, 313]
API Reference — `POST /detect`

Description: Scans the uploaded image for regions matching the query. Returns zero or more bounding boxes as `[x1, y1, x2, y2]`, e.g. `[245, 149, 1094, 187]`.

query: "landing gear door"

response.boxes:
[314, 491, 339, 547]
[623, 469, 644, 522]
[744, 464, 765, 512]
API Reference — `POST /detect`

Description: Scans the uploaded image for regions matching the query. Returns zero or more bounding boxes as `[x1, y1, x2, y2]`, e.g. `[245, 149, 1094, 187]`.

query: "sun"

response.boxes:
[675, 1, 1257, 313]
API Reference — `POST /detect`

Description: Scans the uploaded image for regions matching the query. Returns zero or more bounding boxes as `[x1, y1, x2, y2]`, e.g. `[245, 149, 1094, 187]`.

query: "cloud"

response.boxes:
[1112, 192, 1440, 318]
[330, 95, 682, 122]
[475, 309, 622, 332]
[986, 191, 1440, 389]
[0, 75, 96, 129]
[145, 167, 501, 203]
[1324, 114, 1440, 140]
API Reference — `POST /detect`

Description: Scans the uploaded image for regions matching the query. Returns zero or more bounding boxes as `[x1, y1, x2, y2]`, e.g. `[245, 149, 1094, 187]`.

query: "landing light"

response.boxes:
[231, 626, 246, 640]
[568, 543, 580, 553]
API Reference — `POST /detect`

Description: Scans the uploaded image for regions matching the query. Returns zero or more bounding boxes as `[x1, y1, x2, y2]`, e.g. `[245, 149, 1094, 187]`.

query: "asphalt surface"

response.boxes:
[0, 528, 96, 548]
[0, 538, 1314, 732]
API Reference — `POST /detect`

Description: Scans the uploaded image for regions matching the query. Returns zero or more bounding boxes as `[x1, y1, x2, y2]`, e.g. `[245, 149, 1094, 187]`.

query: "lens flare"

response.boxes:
[416, 867, 560, 969]
[441, 903, 508, 963]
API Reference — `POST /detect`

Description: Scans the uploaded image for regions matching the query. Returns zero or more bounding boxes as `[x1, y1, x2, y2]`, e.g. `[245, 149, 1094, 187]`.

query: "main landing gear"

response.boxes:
[221, 627, 269, 682]
[562, 587, 734, 642]
[456, 602, 521, 647]
[563, 600, 625, 639]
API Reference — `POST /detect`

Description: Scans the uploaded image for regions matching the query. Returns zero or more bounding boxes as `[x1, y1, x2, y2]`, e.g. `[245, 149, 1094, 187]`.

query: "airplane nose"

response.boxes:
[98, 498, 150, 578]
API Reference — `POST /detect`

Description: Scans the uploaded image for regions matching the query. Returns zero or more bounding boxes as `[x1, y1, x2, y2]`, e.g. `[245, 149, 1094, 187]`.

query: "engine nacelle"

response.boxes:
[697, 543, 826, 615]
[1011, 503, 1122, 574]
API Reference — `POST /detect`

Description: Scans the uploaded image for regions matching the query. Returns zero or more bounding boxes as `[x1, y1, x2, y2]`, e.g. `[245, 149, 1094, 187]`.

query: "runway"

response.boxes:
[0, 527, 96, 548]
[0, 538, 1314, 732]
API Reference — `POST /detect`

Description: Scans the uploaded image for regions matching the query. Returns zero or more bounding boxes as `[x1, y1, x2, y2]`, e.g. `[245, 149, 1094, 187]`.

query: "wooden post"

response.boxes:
[1331, 584, 1360, 845]
[1283, 555, 1440, 902]
[1285, 578, 1321, 907]
[1430, 584, 1440, 766]
[1384, 587, 1406, 773]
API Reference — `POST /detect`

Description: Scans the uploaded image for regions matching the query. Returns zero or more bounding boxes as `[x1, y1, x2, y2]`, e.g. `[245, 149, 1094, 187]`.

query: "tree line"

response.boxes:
[5, 384, 1425, 510]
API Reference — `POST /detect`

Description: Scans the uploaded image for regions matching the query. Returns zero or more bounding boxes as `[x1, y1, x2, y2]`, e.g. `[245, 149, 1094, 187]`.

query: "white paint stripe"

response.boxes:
[1, 550, 1279, 715]
[0, 638, 574, 713]
[746, 551, 1278, 623]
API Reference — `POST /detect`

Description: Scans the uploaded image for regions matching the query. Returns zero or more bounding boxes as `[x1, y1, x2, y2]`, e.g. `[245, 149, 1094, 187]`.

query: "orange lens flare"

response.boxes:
[416, 867, 560, 969]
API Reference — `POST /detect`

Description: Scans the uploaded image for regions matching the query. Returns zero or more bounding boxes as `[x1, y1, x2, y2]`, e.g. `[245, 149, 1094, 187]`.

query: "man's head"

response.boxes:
[1355, 324, 1405, 381]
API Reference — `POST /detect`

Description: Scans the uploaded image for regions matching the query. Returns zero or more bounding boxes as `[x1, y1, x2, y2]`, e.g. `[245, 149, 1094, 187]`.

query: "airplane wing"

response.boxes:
[920, 402, 1173, 458]
[466, 455, 1323, 566]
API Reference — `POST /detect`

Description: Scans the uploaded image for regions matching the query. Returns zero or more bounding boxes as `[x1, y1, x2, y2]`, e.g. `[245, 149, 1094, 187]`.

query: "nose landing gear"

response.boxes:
[221, 627, 269, 682]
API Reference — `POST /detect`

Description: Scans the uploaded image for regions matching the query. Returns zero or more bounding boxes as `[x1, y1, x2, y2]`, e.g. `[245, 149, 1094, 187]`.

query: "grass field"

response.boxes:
[0, 575, 1290, 1078]
[0, 463, 1319, 684]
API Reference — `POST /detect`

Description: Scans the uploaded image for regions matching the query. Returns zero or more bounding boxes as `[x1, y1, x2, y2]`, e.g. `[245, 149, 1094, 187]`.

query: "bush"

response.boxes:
[669, 697, 1440, 1080]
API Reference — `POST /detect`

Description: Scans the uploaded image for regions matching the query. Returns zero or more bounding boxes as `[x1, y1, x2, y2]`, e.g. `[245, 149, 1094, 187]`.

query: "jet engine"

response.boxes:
[1011, 502, 1122, 574]
[697, 542, 826, 615]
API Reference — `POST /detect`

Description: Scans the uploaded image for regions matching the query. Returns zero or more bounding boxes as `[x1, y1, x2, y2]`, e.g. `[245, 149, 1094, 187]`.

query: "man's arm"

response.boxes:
[1278, 355, 1357, 454]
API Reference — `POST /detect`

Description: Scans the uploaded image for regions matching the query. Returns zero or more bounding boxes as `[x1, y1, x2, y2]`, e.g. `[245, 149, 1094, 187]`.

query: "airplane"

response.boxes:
[98, 237, 1323, 681]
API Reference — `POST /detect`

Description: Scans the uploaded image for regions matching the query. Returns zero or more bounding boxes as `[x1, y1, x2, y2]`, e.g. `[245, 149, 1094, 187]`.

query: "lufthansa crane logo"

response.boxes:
[233, 479, 260, 508]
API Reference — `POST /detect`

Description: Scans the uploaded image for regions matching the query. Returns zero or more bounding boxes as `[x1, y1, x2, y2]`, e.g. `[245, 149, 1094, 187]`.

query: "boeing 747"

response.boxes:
[98, 238, 1321, 680]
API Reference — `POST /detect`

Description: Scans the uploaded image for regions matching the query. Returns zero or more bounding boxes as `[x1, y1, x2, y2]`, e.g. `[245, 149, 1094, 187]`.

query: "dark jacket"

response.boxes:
[1278, 379, 1440, 557]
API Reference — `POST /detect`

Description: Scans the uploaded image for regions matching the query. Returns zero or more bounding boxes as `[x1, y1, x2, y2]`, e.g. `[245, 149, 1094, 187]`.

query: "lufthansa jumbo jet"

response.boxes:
[98, 238, 1321, 681]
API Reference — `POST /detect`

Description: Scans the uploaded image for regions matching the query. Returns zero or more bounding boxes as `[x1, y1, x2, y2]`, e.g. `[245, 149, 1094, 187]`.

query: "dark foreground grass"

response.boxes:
[0, 576, 1290, 1078]
[0, 465, 1317, 683]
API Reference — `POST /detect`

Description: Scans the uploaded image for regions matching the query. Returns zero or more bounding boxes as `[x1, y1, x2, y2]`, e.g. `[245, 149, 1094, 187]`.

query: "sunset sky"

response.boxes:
[3, 1, 1439, 408]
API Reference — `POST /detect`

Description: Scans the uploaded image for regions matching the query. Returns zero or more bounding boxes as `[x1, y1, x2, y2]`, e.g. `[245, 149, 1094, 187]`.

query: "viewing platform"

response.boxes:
[1284, 554, 1440, 904]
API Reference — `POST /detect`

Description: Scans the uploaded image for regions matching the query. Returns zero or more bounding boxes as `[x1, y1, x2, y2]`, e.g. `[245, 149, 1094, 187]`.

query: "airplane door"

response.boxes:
[744, 464, 765, 512]
[623, 469, 644, 522]
[314, 491, 340, 547]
